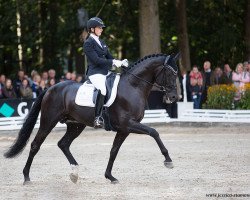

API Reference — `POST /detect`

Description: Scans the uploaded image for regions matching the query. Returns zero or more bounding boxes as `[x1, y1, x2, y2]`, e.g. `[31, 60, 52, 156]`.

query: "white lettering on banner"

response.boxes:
[17, 102, 29, 117]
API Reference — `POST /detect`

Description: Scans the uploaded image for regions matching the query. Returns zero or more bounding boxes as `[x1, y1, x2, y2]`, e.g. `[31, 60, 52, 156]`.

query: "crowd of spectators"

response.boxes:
[1, 61, 250, 111]
[0, 69, 84, 100]
[185, 60, 250, 109]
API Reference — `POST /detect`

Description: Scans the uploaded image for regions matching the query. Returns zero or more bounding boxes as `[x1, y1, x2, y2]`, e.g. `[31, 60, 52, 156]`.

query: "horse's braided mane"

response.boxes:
[127, 53, 167, 70]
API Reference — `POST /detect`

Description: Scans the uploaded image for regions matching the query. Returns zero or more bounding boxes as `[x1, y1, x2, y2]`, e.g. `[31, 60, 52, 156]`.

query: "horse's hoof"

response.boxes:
[23, 180, 31, 185]
[111, 180, 119, 184]
[164, 161, 174, 169]
[70, 164, 79, 183]
[70, 173, 78, 183]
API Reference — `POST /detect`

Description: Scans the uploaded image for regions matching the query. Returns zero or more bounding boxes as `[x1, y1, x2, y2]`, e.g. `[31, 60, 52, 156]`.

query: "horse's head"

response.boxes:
[155, 53, 180, 103]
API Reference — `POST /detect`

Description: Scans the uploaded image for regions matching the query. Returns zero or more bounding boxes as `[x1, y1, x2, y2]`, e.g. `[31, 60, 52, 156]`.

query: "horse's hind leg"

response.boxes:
[23, 115, 60, 184]
[57, 123, 86, 183]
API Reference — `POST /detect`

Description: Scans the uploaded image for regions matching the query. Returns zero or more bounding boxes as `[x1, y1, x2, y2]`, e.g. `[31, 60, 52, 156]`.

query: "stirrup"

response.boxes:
[94, 116, 104, 128]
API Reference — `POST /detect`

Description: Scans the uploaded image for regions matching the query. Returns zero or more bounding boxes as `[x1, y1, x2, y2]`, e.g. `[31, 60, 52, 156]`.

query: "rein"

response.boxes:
[122, 56, 177, 92]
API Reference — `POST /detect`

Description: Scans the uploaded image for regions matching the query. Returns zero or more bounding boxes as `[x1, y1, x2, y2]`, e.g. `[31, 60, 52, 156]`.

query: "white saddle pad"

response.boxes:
[75, 74, 120, 107]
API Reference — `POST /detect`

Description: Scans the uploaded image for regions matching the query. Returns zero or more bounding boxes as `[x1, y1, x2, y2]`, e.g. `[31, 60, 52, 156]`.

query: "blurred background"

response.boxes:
[0, 0, 249, 79]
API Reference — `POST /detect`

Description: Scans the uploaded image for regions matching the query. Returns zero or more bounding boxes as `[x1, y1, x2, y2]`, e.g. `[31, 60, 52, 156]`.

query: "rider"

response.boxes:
[84, 17, 128, 128]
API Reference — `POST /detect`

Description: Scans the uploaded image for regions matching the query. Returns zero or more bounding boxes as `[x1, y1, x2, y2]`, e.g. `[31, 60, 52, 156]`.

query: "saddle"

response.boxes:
[75, 72, 120, 107]
[75, 72, 120, 131]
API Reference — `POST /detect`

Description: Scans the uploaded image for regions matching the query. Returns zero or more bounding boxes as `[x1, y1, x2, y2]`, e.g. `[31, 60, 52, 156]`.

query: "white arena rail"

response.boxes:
[177, 109, 250, 123]
[0, 109, 170, 131]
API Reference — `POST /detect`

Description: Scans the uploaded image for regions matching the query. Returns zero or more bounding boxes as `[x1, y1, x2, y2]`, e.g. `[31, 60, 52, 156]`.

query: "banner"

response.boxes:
[0, 98, 35, 118]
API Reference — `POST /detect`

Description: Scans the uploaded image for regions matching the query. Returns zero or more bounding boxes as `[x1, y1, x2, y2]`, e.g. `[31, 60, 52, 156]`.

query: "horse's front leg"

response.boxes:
[105, 132, 129, 184]
[128, 120, 173, 168]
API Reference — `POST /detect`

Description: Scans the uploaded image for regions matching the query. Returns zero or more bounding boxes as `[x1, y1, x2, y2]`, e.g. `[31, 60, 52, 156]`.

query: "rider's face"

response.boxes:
[94, 27, 103, 37]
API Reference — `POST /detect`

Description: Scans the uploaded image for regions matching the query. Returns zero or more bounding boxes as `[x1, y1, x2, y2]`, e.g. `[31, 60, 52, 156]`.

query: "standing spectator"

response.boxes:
[184, 70, 192, 102]
[164, 77, 182, 118]
[31, 74, 41, 98]
[19, 79, 33, 99]
[201, 61, 212, 105]
[232, 63, 250, 101]
[222, 63, 233, 84]
[37, 79, 47, 96]
[13, 69, 25, 97]
[189, 66, 204, 109]
[243, 61, 248, 72]
[2, 79, 16, 98]
[210, 67, 224, 85]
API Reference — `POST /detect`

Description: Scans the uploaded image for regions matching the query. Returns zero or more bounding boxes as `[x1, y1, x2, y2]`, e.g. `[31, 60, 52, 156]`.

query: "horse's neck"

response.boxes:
[122, 57, 164, 96]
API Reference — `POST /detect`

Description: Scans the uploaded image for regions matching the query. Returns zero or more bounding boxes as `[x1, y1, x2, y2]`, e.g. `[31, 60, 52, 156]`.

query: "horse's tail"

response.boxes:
[4, 90, 47, 158]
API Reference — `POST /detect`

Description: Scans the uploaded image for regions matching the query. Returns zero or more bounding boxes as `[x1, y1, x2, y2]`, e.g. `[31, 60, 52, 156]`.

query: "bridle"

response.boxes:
[122, 56, 178, 92]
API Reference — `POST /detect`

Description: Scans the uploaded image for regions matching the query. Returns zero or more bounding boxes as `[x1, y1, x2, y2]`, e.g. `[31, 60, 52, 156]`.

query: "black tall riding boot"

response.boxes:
[94, 91, 105, 128]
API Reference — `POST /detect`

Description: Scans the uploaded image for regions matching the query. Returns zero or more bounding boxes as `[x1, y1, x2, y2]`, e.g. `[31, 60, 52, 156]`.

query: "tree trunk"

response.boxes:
[245, 0, 250, 61]
[139, 0, 161, 57]
[16, 0, 23, 69]
[176, 0, 191, 72]
[38, 0, 45, 68]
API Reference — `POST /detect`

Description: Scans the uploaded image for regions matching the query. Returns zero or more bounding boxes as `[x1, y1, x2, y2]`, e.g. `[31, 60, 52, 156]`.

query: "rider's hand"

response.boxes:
[121, 59, 129, 67]
[112, 59, 123, 68]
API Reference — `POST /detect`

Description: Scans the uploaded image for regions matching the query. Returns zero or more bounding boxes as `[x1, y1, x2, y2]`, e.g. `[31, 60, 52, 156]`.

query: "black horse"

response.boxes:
[4, 53, 179, 184]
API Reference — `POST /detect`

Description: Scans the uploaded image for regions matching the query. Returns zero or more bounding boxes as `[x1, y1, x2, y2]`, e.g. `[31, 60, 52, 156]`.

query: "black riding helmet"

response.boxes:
[87, 17, 105, 32]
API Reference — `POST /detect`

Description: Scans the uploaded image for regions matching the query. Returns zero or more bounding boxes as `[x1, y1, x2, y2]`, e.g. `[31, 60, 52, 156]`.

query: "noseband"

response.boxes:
[122, 56, 177, 92]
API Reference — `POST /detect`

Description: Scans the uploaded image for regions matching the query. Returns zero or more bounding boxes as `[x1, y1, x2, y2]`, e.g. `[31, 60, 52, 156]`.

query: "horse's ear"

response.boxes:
[173, 52, 181, 62]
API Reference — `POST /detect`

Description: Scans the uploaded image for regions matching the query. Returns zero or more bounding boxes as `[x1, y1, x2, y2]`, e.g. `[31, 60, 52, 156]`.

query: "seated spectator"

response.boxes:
[48, 69, 57, 83]
[19, 78, 33, 99]
[210, 67, 225, 85]
[247, 61, 250, 73]
[76, 74, 83, 83]
[48, 78, 56, 87]
[232, 63, 250, 101]
[71, 72, 77, 81]
[222, 64, 233, 84]
[0, 74, 6, 87]
[189, 66, 204, 109]
[2, 79, 16, 98]
[41, 71, 49, 85]
[64, 72, 71, 81]
[0, 74, 6, 99]
[37, 80, 47, 96]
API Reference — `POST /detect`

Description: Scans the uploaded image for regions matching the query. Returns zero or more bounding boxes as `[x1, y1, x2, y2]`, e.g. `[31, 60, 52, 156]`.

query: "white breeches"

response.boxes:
[89, 74, 107, 95]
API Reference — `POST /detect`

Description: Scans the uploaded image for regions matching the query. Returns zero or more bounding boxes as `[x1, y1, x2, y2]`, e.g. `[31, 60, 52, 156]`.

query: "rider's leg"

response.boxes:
[94, 90, 105, 128]
[89, 74, 107, 128]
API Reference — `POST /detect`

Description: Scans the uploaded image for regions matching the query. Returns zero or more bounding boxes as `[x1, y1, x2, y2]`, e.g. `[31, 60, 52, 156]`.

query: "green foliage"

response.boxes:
[187, 0, 245, 67]
[0, 0, 248, 78]
[236, 84, 250, 109]
[204, 84, 236, 109]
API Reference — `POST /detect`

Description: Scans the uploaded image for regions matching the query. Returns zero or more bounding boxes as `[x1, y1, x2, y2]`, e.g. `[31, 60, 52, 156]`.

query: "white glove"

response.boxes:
[121, 59, 129, 67]
[112, 59, 123, 68]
